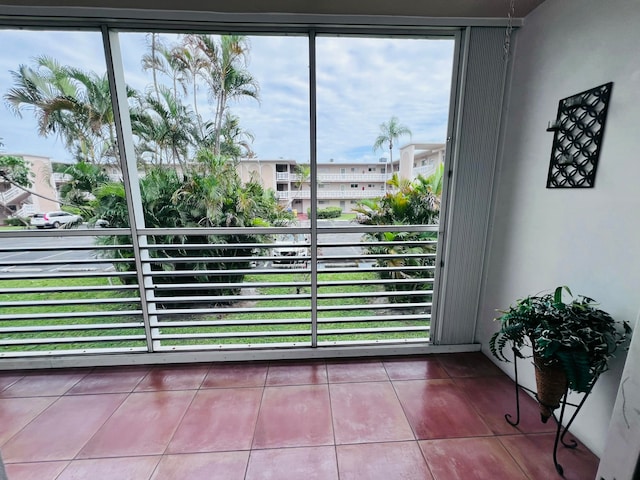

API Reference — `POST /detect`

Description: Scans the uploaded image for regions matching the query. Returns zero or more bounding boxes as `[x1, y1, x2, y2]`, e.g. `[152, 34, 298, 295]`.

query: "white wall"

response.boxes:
[477, 0, 640, 458]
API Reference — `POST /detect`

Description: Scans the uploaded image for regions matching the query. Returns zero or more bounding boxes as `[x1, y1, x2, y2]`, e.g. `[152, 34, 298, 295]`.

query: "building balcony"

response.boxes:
[318, 173, 387, 182]
[14, 204, 35, 218]
[276, 189, 383, 200]
[276, 173, 389, 183]
[0, 224, 603, 480]
[412, 165, 436, 178]
[52, 173, 72, 184]
[276, 172, 301, 181]
[0, 185, 29, 204]
[0, 352, 598, 479]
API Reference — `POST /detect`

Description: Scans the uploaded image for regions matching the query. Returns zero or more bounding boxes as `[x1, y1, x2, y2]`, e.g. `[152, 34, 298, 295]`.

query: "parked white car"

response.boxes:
[273, 233, 310, 263]
[30, 211, 83, 229]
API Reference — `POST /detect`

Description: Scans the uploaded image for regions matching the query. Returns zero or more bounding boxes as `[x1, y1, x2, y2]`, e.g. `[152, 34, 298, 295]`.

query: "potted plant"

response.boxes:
[489, 286, 632, 422]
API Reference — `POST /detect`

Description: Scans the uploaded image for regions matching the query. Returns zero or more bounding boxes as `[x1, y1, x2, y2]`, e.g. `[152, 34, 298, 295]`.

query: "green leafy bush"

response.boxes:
[5, 216, 29, 227]
[94, 151, 291, 302]
[315, 206, 342, 219]
[353, 167, 443, 302]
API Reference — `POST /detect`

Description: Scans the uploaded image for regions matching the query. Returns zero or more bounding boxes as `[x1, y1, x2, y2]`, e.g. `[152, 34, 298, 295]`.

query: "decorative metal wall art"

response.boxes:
[546, 82, 613, 188]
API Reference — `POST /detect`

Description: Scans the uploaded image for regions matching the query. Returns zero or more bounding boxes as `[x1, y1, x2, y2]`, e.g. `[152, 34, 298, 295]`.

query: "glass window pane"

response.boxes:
[0, 28, 141, 355]
[314, 35, 455, 344]
[117, 31, 311, 349]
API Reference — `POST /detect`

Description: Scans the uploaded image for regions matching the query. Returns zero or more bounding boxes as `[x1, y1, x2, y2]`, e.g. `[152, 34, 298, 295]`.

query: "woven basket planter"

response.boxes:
[533, 351, 568, 423]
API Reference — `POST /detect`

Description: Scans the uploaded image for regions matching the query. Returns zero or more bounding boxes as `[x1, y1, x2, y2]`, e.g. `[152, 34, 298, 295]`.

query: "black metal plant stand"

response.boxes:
[505, 348, 595, 477]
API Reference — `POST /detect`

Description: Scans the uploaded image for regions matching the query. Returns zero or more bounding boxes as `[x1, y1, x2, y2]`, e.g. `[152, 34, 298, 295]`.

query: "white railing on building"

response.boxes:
[318, 173, 387, 182]
[412, 165, 436, 178]
[52, 173, 72, 184]
[1, 186, 29, 204]
[277, 190, 384, 200]
[54, 172, 122, 183]
[15, 204, 36, 217]
[277, 172, 388, 183]
[276, 172, 302, 182]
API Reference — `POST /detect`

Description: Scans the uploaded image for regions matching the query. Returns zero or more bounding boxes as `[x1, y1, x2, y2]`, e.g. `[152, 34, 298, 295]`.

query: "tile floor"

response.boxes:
[0, 352, 599, 479]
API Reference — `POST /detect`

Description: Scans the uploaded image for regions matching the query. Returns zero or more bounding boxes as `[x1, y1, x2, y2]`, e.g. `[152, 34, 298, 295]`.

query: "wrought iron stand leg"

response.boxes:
[505, 350, 596, 477]
[559, 384, 593, 449]
[552, 391, 570, 476]
[505, 347, 521, 426]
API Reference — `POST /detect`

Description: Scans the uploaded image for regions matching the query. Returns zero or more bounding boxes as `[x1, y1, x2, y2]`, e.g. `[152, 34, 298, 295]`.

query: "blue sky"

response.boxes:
[0, 29, 454, 164]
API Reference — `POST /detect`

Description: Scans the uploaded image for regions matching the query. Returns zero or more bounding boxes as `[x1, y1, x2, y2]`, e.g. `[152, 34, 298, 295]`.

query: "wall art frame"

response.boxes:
[546, 82, 613, 188]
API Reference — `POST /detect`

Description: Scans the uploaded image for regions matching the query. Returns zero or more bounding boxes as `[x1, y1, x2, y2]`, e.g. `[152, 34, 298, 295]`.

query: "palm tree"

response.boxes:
[210, 112, 255, 160]
[59, 161, 110, 206]
[177, 36, 211, 138]
[142, 33, 163, 102]
[130, 86, 196, 166]
[188, 34, 259, 155]
[373, 116, 412, 193]
[4, 55, 133, 165]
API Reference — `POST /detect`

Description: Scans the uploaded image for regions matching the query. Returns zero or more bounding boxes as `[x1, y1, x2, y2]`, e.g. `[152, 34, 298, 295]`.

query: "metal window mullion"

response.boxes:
[309, 30, 319, 348]
[101, 26, 155, 353]
[430, 27, 467, 345]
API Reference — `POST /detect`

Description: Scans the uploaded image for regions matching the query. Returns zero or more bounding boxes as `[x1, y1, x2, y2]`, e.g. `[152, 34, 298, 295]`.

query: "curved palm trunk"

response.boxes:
[193, 81, 203, 139]
[213, 87, 227, 155]
[151, 33, 160, 103]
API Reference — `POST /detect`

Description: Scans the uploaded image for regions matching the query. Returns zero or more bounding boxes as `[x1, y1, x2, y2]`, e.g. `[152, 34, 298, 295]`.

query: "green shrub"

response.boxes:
[94, 152, 290, 303]
[315, 206, 342, 219]
[5, 216, 29, 227]
[353, 168, 444, 302]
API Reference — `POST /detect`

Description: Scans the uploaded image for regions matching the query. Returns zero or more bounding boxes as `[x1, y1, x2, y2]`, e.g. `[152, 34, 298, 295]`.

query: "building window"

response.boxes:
[350, 184, 358, 188]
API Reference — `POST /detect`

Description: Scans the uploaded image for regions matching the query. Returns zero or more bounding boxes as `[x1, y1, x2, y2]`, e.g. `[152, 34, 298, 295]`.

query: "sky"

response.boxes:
[0, 28, 454, 165]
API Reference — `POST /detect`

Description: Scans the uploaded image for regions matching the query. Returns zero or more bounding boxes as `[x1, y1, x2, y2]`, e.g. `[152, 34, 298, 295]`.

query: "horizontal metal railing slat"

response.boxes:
[0, 224, 437, 356]
[0, 335, 147, 346]
[2, 297, 141, 308]
[0, 323, 144, 333]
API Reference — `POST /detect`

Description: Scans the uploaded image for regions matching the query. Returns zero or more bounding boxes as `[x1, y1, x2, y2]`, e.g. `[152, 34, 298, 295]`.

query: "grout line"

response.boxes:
[325, 361, 340, 479]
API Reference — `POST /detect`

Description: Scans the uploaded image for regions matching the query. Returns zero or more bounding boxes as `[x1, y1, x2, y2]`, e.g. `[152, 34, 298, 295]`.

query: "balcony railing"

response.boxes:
[276, 189, 384, 200]
[15, 204, 36, 217]
[318, 173, 387, 182]
[52, 173, 72, 184]
[276, 173, 388, 183]
[412, 165, 436, 178]
[276, 172, 389, 183]
[0, 224, 438, 359]
[0, 186, 29, 204]
[276, 172, 297, 181]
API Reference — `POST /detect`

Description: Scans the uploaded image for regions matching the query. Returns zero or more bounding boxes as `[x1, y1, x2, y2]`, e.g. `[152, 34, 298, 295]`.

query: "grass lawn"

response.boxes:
[0, 225, 29, 231]
[0, 271, 430, 353]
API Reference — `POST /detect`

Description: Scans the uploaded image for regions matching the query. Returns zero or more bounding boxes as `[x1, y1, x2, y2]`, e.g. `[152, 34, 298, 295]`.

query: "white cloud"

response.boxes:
[0, 29, 454, 165]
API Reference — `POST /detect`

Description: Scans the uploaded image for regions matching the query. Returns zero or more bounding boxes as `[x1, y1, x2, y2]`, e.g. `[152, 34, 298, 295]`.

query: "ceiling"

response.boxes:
[0, 0, 548, 19]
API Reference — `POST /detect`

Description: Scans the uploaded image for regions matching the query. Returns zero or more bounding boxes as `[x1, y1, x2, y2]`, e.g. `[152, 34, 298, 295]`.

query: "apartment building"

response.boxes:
[2, 143, 444, 223]
[0, 154, 59, 223]
[239, 142, 445, 214]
